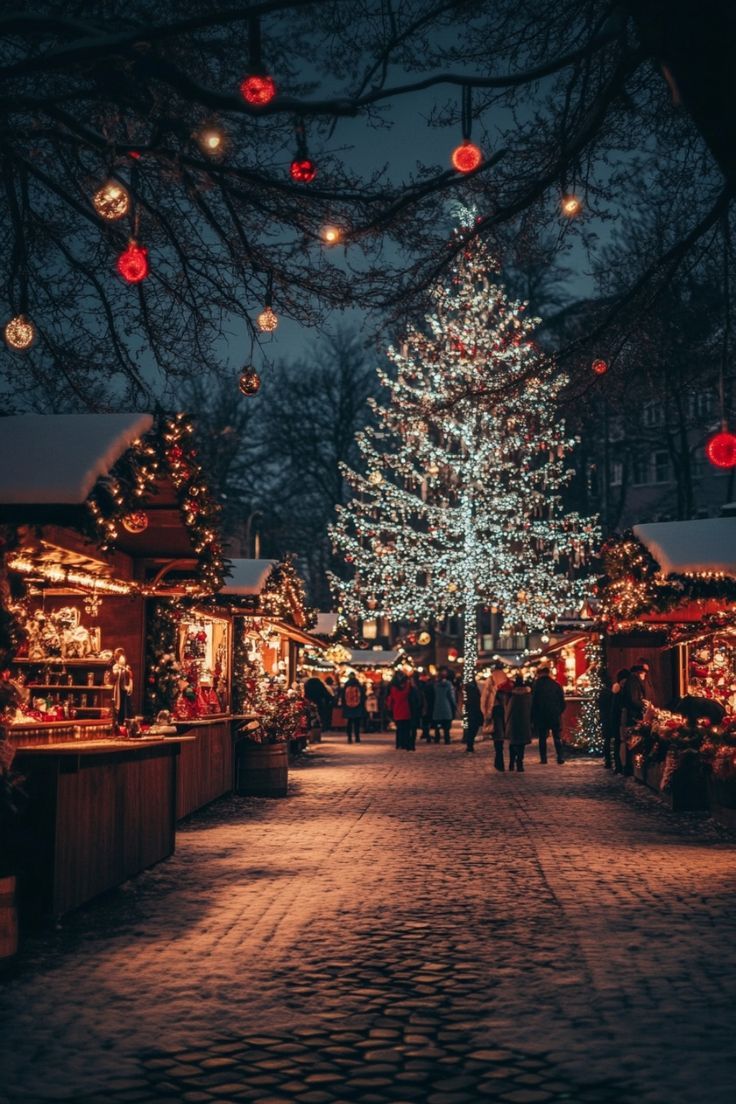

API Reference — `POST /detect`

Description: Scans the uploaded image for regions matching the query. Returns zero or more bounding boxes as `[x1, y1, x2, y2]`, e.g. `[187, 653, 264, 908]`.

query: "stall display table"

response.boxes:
[12, 737, 182, 923]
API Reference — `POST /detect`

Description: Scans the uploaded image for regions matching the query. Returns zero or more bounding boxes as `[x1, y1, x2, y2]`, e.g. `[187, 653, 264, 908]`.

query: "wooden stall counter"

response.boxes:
[12, 737, 183, 924]
[173, 714, 238, 820]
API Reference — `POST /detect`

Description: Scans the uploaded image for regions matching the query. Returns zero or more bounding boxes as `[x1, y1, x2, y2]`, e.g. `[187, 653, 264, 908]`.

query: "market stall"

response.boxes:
[600, 519, 736, 821]
[0, 412, 227, 920]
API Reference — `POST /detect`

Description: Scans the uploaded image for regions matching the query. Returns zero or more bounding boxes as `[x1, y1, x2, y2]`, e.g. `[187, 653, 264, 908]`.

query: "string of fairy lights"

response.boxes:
[329, 212, 599, 684]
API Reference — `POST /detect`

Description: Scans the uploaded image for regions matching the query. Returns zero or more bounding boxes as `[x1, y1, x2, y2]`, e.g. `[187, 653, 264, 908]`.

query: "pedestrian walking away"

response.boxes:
[339, 673, 366, 744]
[387, 671, 415, 750]
[419, 673, 435, 742]
[507, 675, 532, 771]
[432, 671, 456, 743]
[531, 665, 566, 764]
[463, 677, 483, 753]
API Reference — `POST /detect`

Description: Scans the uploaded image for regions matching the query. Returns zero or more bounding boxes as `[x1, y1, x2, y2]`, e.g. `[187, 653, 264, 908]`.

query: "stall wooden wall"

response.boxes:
[176, 722, 234, 819]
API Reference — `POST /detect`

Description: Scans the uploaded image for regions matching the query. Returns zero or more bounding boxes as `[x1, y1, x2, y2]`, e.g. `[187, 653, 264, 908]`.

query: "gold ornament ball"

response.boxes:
[93, 180, 130, 220]
[418, 631, 431, 646]
[257, 306, 278, 333]
[122, 511, 149, 534]
[3, 314, 36, 351]
[238, 368, 261, 396]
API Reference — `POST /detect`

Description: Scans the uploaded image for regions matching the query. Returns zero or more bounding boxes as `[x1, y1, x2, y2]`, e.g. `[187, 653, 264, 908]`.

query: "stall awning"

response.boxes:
[633, 518, 736, 577]
[348, 649, 403, 667]
[0, 413, 153, 505]
[221, 559, 277, 594]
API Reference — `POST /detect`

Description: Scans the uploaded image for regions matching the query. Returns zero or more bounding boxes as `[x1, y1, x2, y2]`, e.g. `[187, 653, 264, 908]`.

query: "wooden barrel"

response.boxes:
[235, 741, 288, 797]
[0, 875, 18, 964]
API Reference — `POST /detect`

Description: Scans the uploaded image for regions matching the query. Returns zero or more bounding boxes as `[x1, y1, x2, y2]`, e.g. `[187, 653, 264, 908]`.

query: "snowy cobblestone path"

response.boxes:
[1, 733, 735, 1104]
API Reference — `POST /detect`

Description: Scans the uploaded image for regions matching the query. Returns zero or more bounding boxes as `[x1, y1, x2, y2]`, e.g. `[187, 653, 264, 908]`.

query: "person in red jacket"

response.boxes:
[387, 671, 415, 750]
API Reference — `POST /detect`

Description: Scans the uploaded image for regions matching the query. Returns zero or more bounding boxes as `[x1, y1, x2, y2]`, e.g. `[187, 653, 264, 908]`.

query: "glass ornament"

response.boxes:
[290, 158, 317, 183]
[240, 74, 276, 104]
[451, 141, 482, 173]
[238, 368, 261, 396]
[117, 241, 149, 283]
[706, 430, 736, 469]
[92, 180, 130, 220]
[591, 358, 608, 375]
[3, 314, 36, 351]
[257, 306, 278, 333]
[122, 511, 149, 534]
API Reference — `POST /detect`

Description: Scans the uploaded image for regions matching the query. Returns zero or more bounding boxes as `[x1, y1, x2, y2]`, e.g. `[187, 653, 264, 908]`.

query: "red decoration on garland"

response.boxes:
[451, 141, 482, 173]
[591, 358, 608, 376]
[240, 74, 276, 104]
[706, 430, 736, 469]
[116, 242, 149, 284]
[290, 158, 317, 183]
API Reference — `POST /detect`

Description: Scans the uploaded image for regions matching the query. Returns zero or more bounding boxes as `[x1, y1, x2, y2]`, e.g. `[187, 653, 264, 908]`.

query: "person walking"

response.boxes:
[387, 671, 414, 750]
[531, 665, 566, 764]
[409, 673, 423, 749]
[463, 676, 483, 753]
[303, 675, 334, 735]
[339, 672, 366, 744]
[507, 675, 533, 771]
[598, 670, 614, 769]
[610, 668, 629, 773]
[432, 672, 456, 744]
[419, 673, 435, 742]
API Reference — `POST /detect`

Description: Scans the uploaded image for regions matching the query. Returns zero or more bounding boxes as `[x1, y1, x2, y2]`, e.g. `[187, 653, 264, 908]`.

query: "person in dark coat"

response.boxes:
[432, 673, 456, 744]
[677, 694, 726, 727]
[409, 674, 423, 749]
[339, 673, 366, 744]
[636, 657, 658, 707]
[507, 675, 533, 771]
[531, 666, 566, 764]
[491, 675, 514, 770]
[419, 674, 435, 742]
[463, 678, 483, 753]
[610, 668, 629, 773]
[387, 671, 414, 750]
[303, 675, 334, 734]
[598, 670, 614, 769]
[621, 665, 646, 725]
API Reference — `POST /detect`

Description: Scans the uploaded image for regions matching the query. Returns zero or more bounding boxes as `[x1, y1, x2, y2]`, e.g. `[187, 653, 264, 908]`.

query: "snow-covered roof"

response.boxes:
[348, 649, 403, 667]
[221, 558, 277, 595]
[0, 413, 153, 505]
[315, 612, 338, 636]
[633, 518, 736, 577]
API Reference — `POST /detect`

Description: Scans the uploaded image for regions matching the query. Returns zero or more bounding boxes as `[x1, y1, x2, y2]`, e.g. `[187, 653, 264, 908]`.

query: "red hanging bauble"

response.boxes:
[290, 158, 317, 183]
[706, 430, 736, 469]
[117, 241, 149, 284]
[451, 141, 482, 173]
[240, 74, 277, 105]
[591, 358, 608, 376]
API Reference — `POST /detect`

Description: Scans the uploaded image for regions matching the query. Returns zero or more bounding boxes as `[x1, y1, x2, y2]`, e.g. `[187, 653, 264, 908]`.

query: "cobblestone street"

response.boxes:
[1, 732, 735, 1104]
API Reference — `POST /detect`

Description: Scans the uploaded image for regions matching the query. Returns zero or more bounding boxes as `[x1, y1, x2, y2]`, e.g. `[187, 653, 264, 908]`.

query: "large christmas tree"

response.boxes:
[329, 216, 598, 698]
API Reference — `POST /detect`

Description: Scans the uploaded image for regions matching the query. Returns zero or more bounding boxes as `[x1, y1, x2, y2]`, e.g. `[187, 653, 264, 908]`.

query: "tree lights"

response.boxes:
[238, 368, 261, 395]
[257, 305, 278, 333]
[328, 210, 598, 698]
[3, 314, 36, 351]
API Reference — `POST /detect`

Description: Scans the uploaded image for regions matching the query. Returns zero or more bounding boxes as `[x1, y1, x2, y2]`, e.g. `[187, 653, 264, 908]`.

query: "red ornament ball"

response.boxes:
[290, 158, 317, 183]
[117, 242, 149, 284]
[591, 358, 608, 376]
[240, 74, 277, 105]
[451, 141, 482, 173]
[706, 430, 736, 469]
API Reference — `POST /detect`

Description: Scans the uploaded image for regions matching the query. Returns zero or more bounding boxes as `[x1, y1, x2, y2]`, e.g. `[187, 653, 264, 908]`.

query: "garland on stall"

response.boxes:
[86, 412, 226, 593]
[600, 532, 736, 622]
[261, 556, 317, 629]
[567, 636, 604, 754]
[231, 616, 317, 743]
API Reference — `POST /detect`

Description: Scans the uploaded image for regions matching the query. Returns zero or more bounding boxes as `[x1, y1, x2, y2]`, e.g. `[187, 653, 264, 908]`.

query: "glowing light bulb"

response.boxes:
[321, 224, 342, 245]
[257, 306, 278, 333]
[240, 74, 276, 105]
[92, 180, 130, 220]
[3, 314, 36, 351]
[451, 141, 482, 173]
[561, 194, 583, 217]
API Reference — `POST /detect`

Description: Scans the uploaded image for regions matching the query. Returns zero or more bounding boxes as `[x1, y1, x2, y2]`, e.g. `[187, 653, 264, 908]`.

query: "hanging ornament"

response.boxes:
[196, 126, 227, 157]
[321, 224, 342, 245]
[561, 193, 583, 217]
[591, 358, 608, 376]
[418, 631, 431, 646]
[92, 180, 130, 221]
[257, 305, 278, 333]
[290, 158, 317, 183]
[117, 241, 149, 284]
[240, 74, 276, 104]
[706, 429, 736, 469]
[447, 647, 459, 661]
[238, 368, 261, 396]
[122, 511, 149, 534]
[367, 470, 383, 486]
[452, 141, 482, 174]
[3, 314, 36, 351]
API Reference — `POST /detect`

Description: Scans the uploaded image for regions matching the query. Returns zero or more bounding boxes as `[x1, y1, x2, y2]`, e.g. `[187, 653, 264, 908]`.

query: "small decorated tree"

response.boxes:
[329, 212, 598, 731]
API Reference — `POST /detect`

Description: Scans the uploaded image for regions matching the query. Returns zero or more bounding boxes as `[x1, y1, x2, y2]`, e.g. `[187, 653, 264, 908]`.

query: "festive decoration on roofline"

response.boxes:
[261, 556, 317, 629]
[85, 413, 226, 593]
[92, 180, 130, 220]
[328, 206, 598, 724]
[122, 511, 149, 534]
[3, 315, 36, 351]
[116, 241, 149, 284]
[600, 532, 736, 622]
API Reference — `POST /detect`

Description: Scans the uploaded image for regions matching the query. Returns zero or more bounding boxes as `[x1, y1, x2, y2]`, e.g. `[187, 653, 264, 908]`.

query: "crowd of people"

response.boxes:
[302, 661, 571, 771]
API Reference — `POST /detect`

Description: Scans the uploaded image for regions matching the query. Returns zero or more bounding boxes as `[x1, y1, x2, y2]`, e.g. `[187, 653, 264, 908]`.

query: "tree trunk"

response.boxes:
[462, 599, 478, 740]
